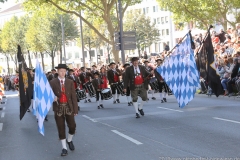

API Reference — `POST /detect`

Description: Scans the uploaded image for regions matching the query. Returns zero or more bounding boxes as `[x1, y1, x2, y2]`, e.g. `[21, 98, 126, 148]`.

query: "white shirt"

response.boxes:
[133, 65, 140, 74]
[58, 77, 65, 85]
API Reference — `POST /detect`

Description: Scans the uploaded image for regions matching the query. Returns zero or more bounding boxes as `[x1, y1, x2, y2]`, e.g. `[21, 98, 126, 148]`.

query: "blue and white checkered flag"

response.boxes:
[33, 59, 55, 135]
[157, 33, 200, 108]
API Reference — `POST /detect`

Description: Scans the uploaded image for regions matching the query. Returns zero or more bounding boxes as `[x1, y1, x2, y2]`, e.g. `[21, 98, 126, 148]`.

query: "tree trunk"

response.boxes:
[137, 47, 141, 57]
[51, 50, 55, 69]
[10, 54, 18, 70]
[5, 55, 10, 75]
[40, 52, 45, 71]
[27, 50, 32, 68]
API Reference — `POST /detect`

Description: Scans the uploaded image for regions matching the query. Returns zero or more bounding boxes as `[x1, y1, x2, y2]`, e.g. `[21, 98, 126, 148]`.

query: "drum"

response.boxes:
[76, 89, 87, 100]
[114, 81, 126, 96]
[101, 88, 113, 100]
[149, 77, 159, 91]
[85, 82, 96, 97]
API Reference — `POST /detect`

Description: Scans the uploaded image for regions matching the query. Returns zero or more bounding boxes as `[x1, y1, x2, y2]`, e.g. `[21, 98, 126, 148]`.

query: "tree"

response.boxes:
[124, 9, 160, 56]
[156, 0, 240, 30]
[23, 0, 142, 63]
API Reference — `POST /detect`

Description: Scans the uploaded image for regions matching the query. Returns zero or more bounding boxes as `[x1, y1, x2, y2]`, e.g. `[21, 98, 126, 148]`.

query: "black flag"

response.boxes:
[198, 31, 223, 97]
[17, 45, 33, 120]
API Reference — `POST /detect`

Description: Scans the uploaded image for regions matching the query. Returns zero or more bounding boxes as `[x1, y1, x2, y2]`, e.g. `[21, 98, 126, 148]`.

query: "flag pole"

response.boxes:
[195, 25, 214, 56]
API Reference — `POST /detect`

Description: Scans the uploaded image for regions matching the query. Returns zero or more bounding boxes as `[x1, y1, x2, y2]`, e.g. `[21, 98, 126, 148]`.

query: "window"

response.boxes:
[157, 18, 160, 24]
[162, 30, 165, 36]
[84, 51, 87, 58]
[90, 50, 95, 57]
[75, 52, 79, 58]
[153, 6, 155, 12]
[156, 6, 158, 12]
[146, 7, 149, 13]
[165, 16, 168, 23]
[166, 29, 169, 35]
[154, 18, 156, 24]
[143, 8, 145, 14]
[100, 49, 103, 56]
[161, 17, 164, 24]
[68, 52, 72, 59]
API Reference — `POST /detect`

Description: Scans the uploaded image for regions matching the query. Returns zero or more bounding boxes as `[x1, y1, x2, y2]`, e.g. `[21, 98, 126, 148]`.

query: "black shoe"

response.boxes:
[78, 106, 80, 111]
[100, 104, 104, 108]
[66, 140, 75, 151]
[98, 106, 100, 109]
[163, 98, 167, 102]
[138, 109, 144, 116]
[128, 102, 131, 106]
[147, 98, 149, 101]
[61, 149, 68, 156]
[113, 101, 116, 104]
[136, 113, 140, 118]
[130, 102, 133, 105]
[84, 100, 87, 103]
[161, 100, 164, 103]
[27, 109, 30, 112]
[45, 118, 48, 121]
[88, 99, 91, 102]
[152, 97, 156, 100]
[116, 99, 120, 103]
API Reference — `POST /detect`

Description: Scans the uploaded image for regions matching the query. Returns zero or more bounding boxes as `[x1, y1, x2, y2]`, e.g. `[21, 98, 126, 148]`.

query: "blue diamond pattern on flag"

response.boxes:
[157, 33, 200, 108]
[33, 59, 55, 135]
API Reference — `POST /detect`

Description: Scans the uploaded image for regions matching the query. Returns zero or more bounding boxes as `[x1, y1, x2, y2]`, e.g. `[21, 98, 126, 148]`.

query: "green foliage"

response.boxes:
[23, 0, 143, 62]
[124, 9, 160, 51]
[156, 0, 240, 30]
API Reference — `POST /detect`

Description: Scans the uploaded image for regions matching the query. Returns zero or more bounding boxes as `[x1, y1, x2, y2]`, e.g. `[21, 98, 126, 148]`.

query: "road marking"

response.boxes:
[112, 130, 143, 145]
[213, 117, 240, 124]
[82, 115, 97, 122]
[1, 112, 5, 118]
[0, 123, 3, 131]
[157, 107, 183, 112]
[3, 107, 5, 110]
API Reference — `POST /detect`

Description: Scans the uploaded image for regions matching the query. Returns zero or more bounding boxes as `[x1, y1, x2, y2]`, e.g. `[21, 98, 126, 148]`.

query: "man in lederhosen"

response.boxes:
[50, 64, 78, 156]
[154, 58, 168, 103]
[107, 62, 122, 104]
[143, 60, 156, 100]
[92, 72, 104, 109]
[79, 67, 93, 103]
[123, 57, 152, 118]
[67, 69, 80, 110]
[122, 63, 132, 106]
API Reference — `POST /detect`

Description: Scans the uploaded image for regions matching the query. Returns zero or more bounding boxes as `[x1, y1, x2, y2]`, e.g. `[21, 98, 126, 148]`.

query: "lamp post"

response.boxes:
[79, 11, 85, 67]
[61, 15, 66, 64]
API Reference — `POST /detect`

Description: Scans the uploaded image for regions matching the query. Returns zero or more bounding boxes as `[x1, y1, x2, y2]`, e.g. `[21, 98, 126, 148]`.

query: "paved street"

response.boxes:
[0, 90, 240, 160]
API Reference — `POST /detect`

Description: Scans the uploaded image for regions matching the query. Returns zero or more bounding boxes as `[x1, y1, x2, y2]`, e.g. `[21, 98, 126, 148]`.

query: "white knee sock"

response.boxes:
[139, 101, 145, 110]
[127, 96, 131, 103]
[97, 101, 99, 106]
[133, 102, 139, 113]
[67, 134, 74, 142]
[151, 90, 154, 97]
[113, 94, 116, 101]
[163, 92, 166, 98]
[87, 93, 90, 99]
[100, 100, 103, 105]
[159, 93, 163, 99]
[117, 94, 120, 99]
[61, 139, 67, 149]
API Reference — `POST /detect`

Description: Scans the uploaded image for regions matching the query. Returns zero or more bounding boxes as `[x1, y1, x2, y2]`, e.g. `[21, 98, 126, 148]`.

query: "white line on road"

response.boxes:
[1, 112, 5, 118]
[0, 123, 3, 131]
[213, 117, 240, 124]
[82, 115, 97, 122]
[111, 130, 143, 145]
[157, 107, 184, 113]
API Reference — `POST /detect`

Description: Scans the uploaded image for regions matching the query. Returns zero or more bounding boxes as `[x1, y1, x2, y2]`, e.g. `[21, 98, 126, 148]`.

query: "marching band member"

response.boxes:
[100, 67, 108, 89]
[122, 63, 132, 106]
[91, 65, 99, 77]
[92, 72, 104, 109]
[50, 64, 78, 156]
[107, 62, 122, 104]
[79, 67, 93, 103]
[143, 60, 156, 100]
[123, 57, 152, 118]
[154, 58, 168, 103]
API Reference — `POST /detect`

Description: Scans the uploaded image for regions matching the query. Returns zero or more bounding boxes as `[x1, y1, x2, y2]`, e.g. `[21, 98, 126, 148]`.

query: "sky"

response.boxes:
[0, 0, 22, 11]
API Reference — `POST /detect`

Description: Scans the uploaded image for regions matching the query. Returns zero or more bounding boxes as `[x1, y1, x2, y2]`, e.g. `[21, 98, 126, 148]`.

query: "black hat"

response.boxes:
[123, 63, 130, 68]
[131, 57, 139, 62]
[156, 58, 163, 62]
[109, 62, 116, 66]
[93, 72, 99, 76]
[143, 59, 149, 63]
[51, 69, 56, 71]
[92, 65, 97, 68]
[55, 64, 68, 69]
[80, 67, 85, 70]
[86, 68, 91, 70]
[69, 69, 74, 72]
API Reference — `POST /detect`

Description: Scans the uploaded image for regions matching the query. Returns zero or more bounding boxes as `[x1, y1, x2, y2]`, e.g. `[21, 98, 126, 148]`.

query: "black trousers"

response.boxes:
[227, 78, 236, 94]
[110, 84, 120, 94]
[158, 81, 168, 93]
[126, 86, 130, 96]
[96, 90, 103, 101]
[54, 106, 76, 140]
